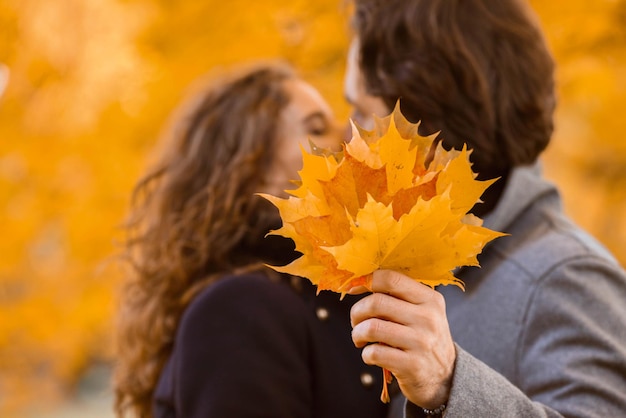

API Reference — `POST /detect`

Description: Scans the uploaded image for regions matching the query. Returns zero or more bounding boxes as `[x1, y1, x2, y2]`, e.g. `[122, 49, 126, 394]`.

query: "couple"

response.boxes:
[114, 1, 626, 417]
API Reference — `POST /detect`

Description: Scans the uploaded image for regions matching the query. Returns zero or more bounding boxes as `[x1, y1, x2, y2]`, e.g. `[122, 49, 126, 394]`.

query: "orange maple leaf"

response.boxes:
[258, 104, 506, 402]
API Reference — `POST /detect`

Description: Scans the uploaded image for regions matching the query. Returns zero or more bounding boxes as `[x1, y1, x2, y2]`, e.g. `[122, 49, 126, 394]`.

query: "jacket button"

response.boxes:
[316, 307, 329, 321]
[360, 372, 374, 388]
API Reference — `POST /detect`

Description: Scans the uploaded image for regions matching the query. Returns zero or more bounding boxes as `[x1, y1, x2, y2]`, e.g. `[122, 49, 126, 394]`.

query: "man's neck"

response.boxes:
[471, 171, 509, 219]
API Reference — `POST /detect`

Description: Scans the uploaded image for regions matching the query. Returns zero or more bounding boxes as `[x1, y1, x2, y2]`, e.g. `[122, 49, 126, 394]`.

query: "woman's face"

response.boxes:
[265, 78, 343, 195]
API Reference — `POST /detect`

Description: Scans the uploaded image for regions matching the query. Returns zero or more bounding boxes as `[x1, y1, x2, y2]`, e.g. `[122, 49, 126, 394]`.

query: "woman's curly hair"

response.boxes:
[114, 62, 295, 417]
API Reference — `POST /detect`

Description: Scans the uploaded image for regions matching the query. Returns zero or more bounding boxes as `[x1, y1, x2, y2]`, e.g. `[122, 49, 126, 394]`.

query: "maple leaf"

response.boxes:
[259, 104, 506, 402]
[261, 105, 505, 294]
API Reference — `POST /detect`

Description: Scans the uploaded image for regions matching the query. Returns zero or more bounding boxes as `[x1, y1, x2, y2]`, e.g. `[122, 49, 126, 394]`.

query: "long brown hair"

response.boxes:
[352, 0, 556, 183]
[114, 62, 295, 417]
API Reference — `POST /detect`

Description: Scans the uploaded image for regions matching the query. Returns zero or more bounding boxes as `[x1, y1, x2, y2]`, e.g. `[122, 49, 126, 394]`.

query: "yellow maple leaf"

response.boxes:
[259, 105, 506, 403]
[261, 105, 505, 294]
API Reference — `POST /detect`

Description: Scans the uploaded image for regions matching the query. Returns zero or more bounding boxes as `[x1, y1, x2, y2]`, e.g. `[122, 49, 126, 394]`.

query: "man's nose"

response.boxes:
[343, 120, 354, 143]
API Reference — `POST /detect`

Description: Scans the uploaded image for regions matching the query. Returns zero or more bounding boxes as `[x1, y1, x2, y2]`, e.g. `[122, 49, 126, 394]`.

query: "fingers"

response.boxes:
[350, 270, 447, 330]
[370, 270, 438, 305]
[357, 337, 452, 385]
[360, 342, 406, 372]
[351, 317, 419, 349]
[350, 292, 419, 328]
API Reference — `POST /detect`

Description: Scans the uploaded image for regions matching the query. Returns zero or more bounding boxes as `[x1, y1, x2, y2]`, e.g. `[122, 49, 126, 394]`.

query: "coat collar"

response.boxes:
[482, 162, 558, 234]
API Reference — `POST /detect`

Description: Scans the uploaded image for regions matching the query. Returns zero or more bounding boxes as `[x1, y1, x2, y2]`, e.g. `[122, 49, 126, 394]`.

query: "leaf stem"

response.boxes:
[380, 367, 393, 403]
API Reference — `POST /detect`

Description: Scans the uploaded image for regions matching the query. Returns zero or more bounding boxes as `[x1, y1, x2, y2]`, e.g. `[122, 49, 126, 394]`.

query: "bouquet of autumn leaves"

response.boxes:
[259, 105, 505, 402]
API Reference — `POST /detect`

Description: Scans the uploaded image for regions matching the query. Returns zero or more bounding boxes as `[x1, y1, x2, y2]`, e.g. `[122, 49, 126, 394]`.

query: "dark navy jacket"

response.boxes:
[153, 273, 391, 418]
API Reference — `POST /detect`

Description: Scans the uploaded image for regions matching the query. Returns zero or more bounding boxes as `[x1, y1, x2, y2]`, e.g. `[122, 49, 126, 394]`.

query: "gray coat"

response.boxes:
[402, 164, 626, 417]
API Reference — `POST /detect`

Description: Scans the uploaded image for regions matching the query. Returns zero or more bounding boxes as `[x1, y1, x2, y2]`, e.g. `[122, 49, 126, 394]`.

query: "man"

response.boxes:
[346, 0, 626, 416]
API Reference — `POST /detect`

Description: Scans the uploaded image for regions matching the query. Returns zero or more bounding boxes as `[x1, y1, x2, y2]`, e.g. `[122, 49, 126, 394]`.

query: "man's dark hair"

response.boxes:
[353, 0, 556, 183]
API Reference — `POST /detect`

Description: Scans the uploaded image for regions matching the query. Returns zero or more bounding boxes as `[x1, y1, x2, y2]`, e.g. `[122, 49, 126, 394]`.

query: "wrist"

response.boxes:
[419, 370, 452, 410]
[420, 341, 455, 411]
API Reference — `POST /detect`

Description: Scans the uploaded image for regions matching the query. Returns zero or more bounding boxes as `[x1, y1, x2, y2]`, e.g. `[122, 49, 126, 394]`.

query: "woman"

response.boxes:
[114, 62, 392, 418]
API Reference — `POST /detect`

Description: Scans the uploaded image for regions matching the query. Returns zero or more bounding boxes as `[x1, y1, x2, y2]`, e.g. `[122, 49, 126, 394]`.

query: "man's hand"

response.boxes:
[350, 270, 456, 409]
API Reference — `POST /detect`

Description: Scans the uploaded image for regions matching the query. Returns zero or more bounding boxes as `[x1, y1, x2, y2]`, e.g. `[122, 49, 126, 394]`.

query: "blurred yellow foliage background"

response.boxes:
[0, 0, 625, 416]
